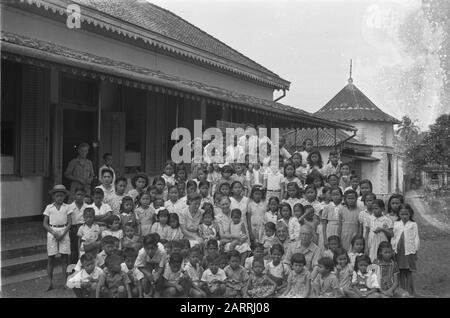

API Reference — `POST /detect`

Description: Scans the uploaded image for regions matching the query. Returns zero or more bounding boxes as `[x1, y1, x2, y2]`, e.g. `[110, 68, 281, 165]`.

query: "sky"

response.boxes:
[149, 0, 446, 129]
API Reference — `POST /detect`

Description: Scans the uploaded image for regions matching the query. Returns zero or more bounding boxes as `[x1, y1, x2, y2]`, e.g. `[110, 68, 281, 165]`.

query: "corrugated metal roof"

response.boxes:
[282, 128, 359, 152]
[315, 79, 400, 124]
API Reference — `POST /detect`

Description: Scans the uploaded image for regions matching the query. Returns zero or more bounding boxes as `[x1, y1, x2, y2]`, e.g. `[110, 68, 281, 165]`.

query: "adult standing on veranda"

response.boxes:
[64, 142, 94, 200]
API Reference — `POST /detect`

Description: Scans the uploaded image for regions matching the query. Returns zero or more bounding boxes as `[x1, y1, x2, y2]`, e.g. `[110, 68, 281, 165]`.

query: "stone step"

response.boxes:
[1, 253, 48, 277]
[0, 269, 48, 286]
[1, 242, 47, 260]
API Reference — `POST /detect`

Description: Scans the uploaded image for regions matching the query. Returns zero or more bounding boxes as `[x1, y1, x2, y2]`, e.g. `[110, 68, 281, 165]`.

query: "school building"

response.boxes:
[0, 0, 355, 220]
[285, 74, 404, 199]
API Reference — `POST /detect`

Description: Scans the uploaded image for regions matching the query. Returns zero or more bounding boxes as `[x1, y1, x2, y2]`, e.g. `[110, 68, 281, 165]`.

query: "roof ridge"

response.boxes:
[141, 0, 281, 79]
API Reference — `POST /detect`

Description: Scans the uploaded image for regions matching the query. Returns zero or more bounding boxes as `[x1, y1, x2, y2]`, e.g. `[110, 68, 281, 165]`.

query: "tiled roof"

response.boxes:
[315, 79, 400, 124]
[66, 0, 289, 88]
[282, 128, 359, 152]
[0, 31, 354, 131]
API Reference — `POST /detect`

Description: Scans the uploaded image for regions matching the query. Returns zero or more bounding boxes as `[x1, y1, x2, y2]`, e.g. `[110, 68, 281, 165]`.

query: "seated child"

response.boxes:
[265, 244, 290, 295]
[225, 209, 251, 264]
[348, 235, 365, 268]
[333, 248, 354, 294]
[66, 253, 103, 298]
[162, 253, 187, 297]
[201, 252, 227, 297]
[77, 207, 101, 255]
[135, 233, 168, 297]
[122, 247, 144, 298]
[322, 235, 341, 259]
[122, 222, 142, 252]
[198, 209, 220, 244]
[312, 257, 340, 298]
[151, 208, 171, 241]
[280, 253, 311, 298]
[74, 236, 119, 272]
[167, 213, 184, 241]
[244, 243, 269, 272]
[96, 254, 131, 298]
[244, 257, 277, 298]
[343, 255, 381, 298]
[224, 250, 249, 297]
[201, 239, 219, 269]
[183, 247, 206, 298]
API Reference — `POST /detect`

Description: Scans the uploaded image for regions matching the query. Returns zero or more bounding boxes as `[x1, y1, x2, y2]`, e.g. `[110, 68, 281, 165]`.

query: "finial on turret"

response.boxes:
[348, 59, 353, 84]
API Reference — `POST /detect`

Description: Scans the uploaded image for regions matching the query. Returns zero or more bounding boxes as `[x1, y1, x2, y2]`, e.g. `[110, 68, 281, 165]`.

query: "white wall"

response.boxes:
[3, 7, 274, 100]
[351, 121, 394, 147]
[1, 177, 45, 218]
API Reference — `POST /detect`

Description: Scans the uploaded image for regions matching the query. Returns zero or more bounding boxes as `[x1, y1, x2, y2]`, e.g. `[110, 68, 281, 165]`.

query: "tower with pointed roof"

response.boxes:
[315, 65, 403, 195]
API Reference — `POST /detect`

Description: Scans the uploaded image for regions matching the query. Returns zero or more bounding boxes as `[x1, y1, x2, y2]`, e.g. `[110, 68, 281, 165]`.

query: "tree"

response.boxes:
[396, 115, 420, 144]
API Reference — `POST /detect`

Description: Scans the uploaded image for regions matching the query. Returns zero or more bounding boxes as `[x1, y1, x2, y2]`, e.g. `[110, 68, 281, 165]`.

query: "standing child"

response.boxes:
[43, 185, 73, 291]
[357, 179, 373, 210]
[243, 258, 277, 298]
[201, 252, 227, 297]
[247, 186, 268, 244]
[153, 177, 167, 202]
[77, 207, 101, 256]
[321, 187, 343, 249]
[282, 182, 302, 212]
[68, 187, 87, 264]
[367, 199, 393, 262]
[265, 197, 279, 225]
[244, 243, 269, 272]
[98, 153, 115, 185]
[311, 257, 340, 298]
[218, 182, 231, 198]
[387, 194, 404, 223]
[280, 253, 311, 298]
[162, 161, 176, 188]
[391, 203, 419, 296]
[101, 215, 123, 242]
[232, 163, 249, 196]
[96, 169, 115, 205]
[291, 152, 307, 183]
[167, 213, 184, 241]
[229, 181, 250, 233]
[90, 188, 113, 232]
[372, 241, 409, 298]
[323, 235, 341, 259]
[175, 164, 188, 187]
[119, 196, 139, 232]
[66, 253, 103, 298]
[207, 163, 222, 195]
[135, 192, 155, 237]
[283, 163, 303, 194]
[295, 204, 318, 245]
[96, 254, 131, 298]
[224, 250, 250, 297]
[264, 161, 285, 201]
[261, 222, 277, 256]
[348, 235, 365, 268]
[151, 208, 171, 241]
[219, 165, 234, 187]
[340, 189, 361, 251]
[265, 244, 290, 295]
[344, 255, 381, 298]
[279, 203, 298, 242]
[199, 181, 213, 207]
[109, 177, 128, 215]
[338, 163, 351, 190]
[127, 173, 149, 202]
[165, 186, 183, 215]
[306, 150, 324, 175]
[358, 192, 377, 238]
[246, 162, 265, 188]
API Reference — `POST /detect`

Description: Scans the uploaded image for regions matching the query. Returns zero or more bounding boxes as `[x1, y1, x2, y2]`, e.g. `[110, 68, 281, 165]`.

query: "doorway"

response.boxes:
[62, 108, 97, 189]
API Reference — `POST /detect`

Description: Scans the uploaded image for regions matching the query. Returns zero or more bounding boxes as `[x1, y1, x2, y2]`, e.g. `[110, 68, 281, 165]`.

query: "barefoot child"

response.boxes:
[96, 254, 132, 298]
[243, 258, 277, 298]
[201, 253, 227, 297]
[43, 185, 73, 291]
[66, 253, 103, 298]
[224, 250, 249, 297]
[280, 253, 311, 298]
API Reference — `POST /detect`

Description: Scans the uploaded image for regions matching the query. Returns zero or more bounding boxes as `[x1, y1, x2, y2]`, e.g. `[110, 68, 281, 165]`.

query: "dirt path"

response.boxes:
[406, 190, 450, 298]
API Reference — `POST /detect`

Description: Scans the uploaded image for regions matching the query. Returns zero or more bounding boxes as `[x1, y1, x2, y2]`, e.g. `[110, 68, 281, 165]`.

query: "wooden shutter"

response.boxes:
[20, 64, 50, 177]
[100, 112, 125, 176]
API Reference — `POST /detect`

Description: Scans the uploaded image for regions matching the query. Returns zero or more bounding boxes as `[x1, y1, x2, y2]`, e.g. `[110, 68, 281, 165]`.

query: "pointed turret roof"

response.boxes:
[315, 77, 400, 124]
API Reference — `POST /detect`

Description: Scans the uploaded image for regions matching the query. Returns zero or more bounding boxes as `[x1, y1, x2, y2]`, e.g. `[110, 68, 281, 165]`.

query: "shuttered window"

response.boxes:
[19, 64, 50, 177]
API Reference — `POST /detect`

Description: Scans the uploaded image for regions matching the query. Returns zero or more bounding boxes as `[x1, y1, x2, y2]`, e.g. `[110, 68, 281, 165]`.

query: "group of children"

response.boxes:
[43, 147, 420, 298]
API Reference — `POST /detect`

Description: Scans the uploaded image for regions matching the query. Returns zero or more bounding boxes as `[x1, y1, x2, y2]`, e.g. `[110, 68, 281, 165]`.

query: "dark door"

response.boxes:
[62, 109, 97, 189]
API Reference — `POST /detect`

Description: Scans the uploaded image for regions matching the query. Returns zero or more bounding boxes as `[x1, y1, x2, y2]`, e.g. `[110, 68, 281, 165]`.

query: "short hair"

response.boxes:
[169, 253, 183, 265]
[344, 189, 358, 200]
[221, 165, 233, 174]
[253, 243, 265, 251]
[349, 174, 359, 181]
[327, 235, 341, 245]
[78, 142, 89, 149]
[377, 241, 393, 261]
[143, 233, 159, 246]
[186, 180, 198, 190]
[106, 214, 121, 226]
[92, 188, 104, 197]
[198, 180, 210, 189]
[105, 254, 122, 268]
[330, 186, 343, 197]
[372, 199, 386, 211]
[156, 208, 170, 219]
[279, 203, 292, 217]
[265, 222, 276, 232]
[80, 252, 95, 265]
[180, 238, 191, 249]
[102, 235, 119, 246]
[189, 246, 202, 256]
[122, 247, 138, 260]
[270, 243, 284, 255]
[101, 169, 113, 177]
[228, 250, 241, 260]
[83, 207, 95, 217]
[206, 239, 218, 249]
[398, 203, 415, 222]
[318, 257, 334, 272]
[351, 235, 365, 250]
[231, 209, 242, 218]
[291, 253, 306, 265]
[74, 187, 86, 194]
[187, 192, 202, 204]
[131, 173, 149, 189]
[249, 185, 265, 200]
[252, 257, 265, 267]
[102, 153, 112, 160]
[362, 192, 377, 203]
